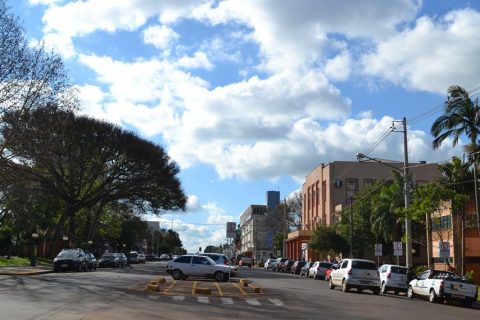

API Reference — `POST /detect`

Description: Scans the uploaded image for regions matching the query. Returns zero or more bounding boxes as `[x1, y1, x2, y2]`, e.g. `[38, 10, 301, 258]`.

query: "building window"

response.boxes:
[346, 179, 358, 203]
[432, 215, 452, 231]
[364, 179, 375, 189]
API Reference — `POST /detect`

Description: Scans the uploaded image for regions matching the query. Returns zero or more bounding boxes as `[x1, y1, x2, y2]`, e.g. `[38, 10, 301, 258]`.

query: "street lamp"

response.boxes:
[356, 152, 412, 268]
[31, 233, 39, 267]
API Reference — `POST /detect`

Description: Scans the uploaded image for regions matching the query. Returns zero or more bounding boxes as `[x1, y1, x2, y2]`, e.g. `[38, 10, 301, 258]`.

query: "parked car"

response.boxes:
[309, 261, 333, 280]
[272, 258, 287, 271]
[325, 263, 338, 281]
[137, 253, 146, 264]
[98, 253, 122, 268]
[264, 258, 276, 269]
[329, 259, 380, 294]
[53, 248, 88, 272]
[114, 253, 127, 267]
[239, 256, 252, 267]
[166, 255, 237, 281]
[159, 254, 171, 261]
[291, 260, 306, 275]
[200, 253, 230, 265]
[407, 269, 478, 307]
[300, 262, 314, 277]
[378, 264, 408, 294]
[281, 260, 294, 273]
[127, 252, 140, 264]
[145, 254, 157, 262]
[84, 251, 97, 271]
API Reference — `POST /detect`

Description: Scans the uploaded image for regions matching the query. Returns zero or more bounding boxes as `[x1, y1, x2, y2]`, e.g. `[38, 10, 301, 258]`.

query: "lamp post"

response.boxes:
[31, 233, 39, 267]
[356, 152, 412, 268]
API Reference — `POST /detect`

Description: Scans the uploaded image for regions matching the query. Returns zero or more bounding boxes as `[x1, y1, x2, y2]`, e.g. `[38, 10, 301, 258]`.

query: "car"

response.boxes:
[378, 264, 408, 294]
[309, 261, 333, 280]
[300, 262, 314, 277]
[166, 255, 237, 281]
[53, 248, 88, 272]
[145, 254, 157, 262]
[199, 253, 230, 265]
[280, 259, 294, 272]
[264, 258, 276, 269]
[329, 259, 380, 294]
[159, 254, 171, 261]
[114, 253, 128, 267]
[272, 258, 287, 271]
[84, 252, 97, 271]
[98, 253, 122, 268]
[239, 256, 252, 267]
[127, 252, 140, 264]
[325, 263, 338, 281]
[137, 253, 146, 264]
[291, 260, 306, 275]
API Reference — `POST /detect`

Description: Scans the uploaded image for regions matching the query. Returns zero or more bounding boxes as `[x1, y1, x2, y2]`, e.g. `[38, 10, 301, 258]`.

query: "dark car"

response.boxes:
[300, 262, 314, 277]
[145, 254, 157, 262]
[84, 252, 97, 271]
[114, 253, 127, 267]
[98, 253, 122, 268]
[272, 258, 287, 272]
[282, 260, 295, 273]
[127, 252, 140, 264]
[53, 248, 88, 272]
[291, 260, 306, 275]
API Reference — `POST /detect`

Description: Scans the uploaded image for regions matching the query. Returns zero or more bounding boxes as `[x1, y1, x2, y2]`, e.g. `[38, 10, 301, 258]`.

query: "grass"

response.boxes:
[0, 256, 31, 267]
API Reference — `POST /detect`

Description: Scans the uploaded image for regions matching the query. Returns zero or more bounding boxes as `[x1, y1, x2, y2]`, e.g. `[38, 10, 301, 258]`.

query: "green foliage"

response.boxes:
[309, 225, 348, 257]
[0, 256, 30, 266]
[413, 265, 428, 277]
[464, 270, 474, 282]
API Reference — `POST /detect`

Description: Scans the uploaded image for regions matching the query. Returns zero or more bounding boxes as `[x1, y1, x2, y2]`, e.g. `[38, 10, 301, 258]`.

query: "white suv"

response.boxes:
[378, 264, 408, 294]
[166, 255, 236, 281]
[329, 259, 380, 294]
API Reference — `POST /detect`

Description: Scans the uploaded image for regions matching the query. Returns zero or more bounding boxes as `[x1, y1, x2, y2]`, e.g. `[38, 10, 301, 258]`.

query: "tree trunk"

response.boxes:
[47, 209, 70, 256]
[425, 212, 432, 268]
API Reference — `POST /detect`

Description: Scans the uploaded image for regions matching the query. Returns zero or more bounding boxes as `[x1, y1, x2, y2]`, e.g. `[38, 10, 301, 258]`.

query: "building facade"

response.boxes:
[285, 160, 441, 262]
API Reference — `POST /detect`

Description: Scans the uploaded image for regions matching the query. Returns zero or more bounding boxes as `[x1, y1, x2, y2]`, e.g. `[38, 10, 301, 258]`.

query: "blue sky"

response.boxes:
[10, 0, 480, 252]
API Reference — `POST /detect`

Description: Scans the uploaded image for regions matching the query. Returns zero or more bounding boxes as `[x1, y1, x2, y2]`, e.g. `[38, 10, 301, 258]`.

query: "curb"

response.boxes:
[0, 270, 53, 276]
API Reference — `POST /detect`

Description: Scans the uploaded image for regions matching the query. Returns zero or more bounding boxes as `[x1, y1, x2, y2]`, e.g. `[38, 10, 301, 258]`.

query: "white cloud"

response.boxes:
[177, 51, 214, 70]
[361, 8, 480, 93]
[324, 51, 351, 81]
[142, 24, 179, 49]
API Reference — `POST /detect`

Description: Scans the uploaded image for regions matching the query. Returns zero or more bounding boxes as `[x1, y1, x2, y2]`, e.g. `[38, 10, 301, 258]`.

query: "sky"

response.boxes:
[9, 0, 480, 253]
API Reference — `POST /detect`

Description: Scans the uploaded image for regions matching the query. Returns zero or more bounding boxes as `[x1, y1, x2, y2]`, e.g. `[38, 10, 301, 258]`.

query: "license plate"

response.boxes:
[360, 280, 370, 284]
[452, 294, 465, 299]
[61, 264, 68, 267]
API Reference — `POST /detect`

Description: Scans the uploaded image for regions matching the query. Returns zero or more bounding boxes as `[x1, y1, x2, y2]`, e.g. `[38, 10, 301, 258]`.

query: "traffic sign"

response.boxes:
[393, 242, 403, 256]
[374, 244, 382, 257]
[226, 222, 236, 238]
[439, 241, 450, 258]
[301, 243, 307, 250]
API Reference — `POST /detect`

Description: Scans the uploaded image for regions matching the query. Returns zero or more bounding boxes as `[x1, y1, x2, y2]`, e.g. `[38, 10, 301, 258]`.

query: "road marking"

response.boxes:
[197, 296, 209, 304]
[269, 298, 284, 306]
[163, 280, 176, 293]
[245, 298, 261, 306]
[214, 281, 223, 296]
[172, 296, 185, 301]
[192, 281, 198, 295]
[221, 297, 234, 304]
[232, 282, 247, 295]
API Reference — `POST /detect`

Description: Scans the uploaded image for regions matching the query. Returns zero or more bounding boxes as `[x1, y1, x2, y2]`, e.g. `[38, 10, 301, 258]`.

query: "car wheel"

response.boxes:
[214, 271, 226, 282]
[429, 289, 438, 303]
[171, 269, 183, 280]
[380, 282, 387, 294]
[357, 288, 363, 294]
[393, 290, 399, 295]
[342, 280, 349, 293]
[407, 286, 414, 299]
[77, 263, 81, 272]
[328, 278, 335, 290]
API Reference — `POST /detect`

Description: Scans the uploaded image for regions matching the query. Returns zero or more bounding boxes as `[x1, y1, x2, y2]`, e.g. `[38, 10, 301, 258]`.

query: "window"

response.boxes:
[351, 260, 377, 270]
[174, 256, 191, 264]
[418, 271, 429, 280]
[340, 260, 348, 269]
[364, 179, 375, 189]
[192, 256, 210, 265]
[346, 179, 358, 203]
[390, 266, 407, 274]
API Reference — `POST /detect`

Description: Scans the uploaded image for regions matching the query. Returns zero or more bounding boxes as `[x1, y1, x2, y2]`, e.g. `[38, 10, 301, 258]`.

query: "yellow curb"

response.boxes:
[248, 284, 262, 293]
[149, 280, 158, 285]
[157, 277, 166, 283]
[146, 284, 159, 292]
[239, 279, 249, 285]
[194, 288, 211, 295]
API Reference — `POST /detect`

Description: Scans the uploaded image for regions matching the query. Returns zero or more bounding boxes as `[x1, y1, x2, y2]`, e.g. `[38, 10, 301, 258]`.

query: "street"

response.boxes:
[0, 263, 477, 319]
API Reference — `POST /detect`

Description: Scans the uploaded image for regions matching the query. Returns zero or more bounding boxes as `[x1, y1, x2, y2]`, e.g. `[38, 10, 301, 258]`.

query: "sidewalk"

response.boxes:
[0, 264, 53, 276]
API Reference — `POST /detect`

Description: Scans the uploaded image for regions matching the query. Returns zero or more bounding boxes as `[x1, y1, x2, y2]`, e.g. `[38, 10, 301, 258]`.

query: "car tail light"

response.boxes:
[224, 257, 228, 265]
[347, 268, 352, 275]
[387, 272, 391, 279]
[439, 280, 444, 295]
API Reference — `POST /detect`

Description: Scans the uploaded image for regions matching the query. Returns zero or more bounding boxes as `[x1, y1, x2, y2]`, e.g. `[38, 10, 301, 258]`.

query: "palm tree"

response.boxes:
[431, 85, 480, 150]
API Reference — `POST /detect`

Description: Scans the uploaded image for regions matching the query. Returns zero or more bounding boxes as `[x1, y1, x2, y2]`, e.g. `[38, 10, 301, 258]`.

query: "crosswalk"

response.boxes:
[147, 294, 284, 307]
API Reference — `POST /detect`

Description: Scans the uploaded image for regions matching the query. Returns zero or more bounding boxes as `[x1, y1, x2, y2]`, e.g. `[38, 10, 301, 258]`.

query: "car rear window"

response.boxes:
[174, 256, 191, 264]
[351, 261, 377, 270]
[391, 266, 407, 274]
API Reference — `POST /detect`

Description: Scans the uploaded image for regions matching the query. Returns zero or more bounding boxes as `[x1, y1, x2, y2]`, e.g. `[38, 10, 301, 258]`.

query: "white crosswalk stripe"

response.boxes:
[245, 298, 261, 306]
[220, 297, 234, 304]
[197, 296, 209, 304]
[172, 296, 185, 301]
[268, 298, 284, 306]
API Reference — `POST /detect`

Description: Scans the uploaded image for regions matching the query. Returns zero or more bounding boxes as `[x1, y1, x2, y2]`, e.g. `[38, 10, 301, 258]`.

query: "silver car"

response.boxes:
[329, 259, 380, 294]
[309, 261, 332, 279]
[166, 255, 236, 281]
[378, 264, 408, 294]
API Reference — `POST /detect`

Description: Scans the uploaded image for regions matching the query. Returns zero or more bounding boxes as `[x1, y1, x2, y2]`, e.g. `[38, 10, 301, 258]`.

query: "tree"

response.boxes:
[1, 107, 187, 255]
[285, 191, 302, 231]
[309, 225, 348, 259]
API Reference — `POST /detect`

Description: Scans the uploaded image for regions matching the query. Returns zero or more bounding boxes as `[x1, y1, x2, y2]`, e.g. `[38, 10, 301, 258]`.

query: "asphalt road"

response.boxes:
[0, 263, 477, 320]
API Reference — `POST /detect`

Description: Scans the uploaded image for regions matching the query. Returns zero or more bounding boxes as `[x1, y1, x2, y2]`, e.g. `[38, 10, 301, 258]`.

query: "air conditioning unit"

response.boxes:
[335, 179, 342, 188]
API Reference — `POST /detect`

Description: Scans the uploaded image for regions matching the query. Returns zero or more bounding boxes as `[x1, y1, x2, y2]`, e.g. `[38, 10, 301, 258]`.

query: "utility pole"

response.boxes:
[400, 117, 412, 268]
[349, 199, 353, 258]
[283, 198, 287, 258]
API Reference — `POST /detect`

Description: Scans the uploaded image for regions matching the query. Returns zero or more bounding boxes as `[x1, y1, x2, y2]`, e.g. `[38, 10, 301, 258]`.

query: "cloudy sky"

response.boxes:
[11, 0, 480, 252]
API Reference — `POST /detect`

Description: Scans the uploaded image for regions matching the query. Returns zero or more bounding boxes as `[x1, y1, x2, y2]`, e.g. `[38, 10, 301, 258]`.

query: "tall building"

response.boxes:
[285, 160, 440, 262]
